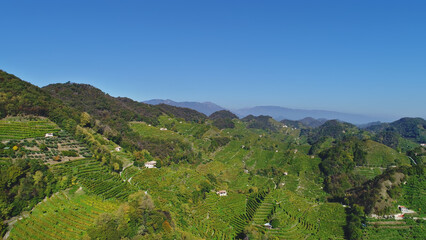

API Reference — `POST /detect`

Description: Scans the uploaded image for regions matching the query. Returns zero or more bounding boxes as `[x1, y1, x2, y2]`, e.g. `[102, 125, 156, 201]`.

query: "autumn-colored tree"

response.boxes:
[113, 162, 120, 171]
[80, 112, 92, 127]
[33, 171, 44, 185]
[162, 220, 172, 232]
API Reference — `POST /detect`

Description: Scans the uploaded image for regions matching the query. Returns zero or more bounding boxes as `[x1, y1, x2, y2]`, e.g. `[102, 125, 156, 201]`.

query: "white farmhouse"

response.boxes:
[216, 190, 227, 197]
[45, 133, 54, 137]
[144, 161, 157, 168]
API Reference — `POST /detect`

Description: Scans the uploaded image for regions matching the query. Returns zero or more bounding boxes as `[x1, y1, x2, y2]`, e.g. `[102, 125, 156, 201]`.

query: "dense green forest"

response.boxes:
[1, 70, 425, 239]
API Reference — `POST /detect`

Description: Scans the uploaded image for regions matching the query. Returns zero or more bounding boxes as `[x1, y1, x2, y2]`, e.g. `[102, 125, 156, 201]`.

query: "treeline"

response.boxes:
[0, 70, 81, 131]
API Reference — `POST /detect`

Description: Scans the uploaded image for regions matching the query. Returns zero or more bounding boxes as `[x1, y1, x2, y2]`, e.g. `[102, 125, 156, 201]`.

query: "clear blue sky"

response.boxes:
[1, 0, 425, 120]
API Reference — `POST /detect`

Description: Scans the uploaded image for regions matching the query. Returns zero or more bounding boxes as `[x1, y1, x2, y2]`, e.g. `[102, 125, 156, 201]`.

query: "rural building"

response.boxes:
[45, 133, 54, 137]
[264, 223, 272, 229]
[145, 161, 157, 168]
[160, 128, 167, 131]
[216, 190, 227, 196]
[398, 205, 415, 214]
[115, 146, 122, 152]
[283, 172, 288, 175]
[421, 143, 426, 147]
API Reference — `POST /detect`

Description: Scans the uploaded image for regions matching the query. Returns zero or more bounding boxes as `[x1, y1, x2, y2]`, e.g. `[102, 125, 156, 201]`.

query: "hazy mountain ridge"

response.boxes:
[233, 106, 384, 124]
[146, 100, 390, 124]
[144, 99, 225, 116]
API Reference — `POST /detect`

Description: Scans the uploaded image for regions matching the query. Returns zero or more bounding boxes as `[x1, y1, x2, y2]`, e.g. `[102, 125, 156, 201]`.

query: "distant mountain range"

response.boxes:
[232, 106, 389, 124]
[144, 99, 225, 116]
[144, 99, 390, 124]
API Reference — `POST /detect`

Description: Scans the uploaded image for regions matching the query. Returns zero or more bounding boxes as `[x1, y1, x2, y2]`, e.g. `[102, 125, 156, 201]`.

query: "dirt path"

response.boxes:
[119, 162, 134, 178]
[371, 221, 405, 225]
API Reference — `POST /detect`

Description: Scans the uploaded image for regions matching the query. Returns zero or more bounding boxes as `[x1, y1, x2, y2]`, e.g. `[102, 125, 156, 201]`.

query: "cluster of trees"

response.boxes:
[86, 191, 174, 240]
[242, 115, 278, 131]
[0, 158, 61, 235]
[209, 110, 238, 129]
[345, 204, 365, 240]
[318, 137, 367, 198]
[304, 120, 359, 144]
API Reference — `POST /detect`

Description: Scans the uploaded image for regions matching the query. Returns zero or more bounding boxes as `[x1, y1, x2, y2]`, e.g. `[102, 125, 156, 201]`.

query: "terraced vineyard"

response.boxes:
[52, 159, 135, 199]
[230, 190, 269, 234]
[263, 190, 346, 239]
[0, 117, 60, 140]
[121, 165, 139, 182]
[253, 194, 274, 225]
[8, 190, 119, 240]
[363, 219, 425, 240]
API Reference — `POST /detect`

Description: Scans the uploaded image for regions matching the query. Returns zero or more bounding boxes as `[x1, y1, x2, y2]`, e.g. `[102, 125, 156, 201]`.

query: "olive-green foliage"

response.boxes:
[0, 158, 58, 219]
[345, 204, 365, 240]
[242, 115, 278, 131]
[208, 136, 230, 152]
[61, 150, 78, 157]
[209, 110, 237, 129]
[87, 191, 171, 240]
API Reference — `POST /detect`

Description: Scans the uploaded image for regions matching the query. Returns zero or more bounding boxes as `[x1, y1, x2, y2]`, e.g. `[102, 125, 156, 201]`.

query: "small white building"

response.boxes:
[283, 172, 288, 176]
[264, 223, 272, 229]
[398, 205, 415, 214]
[145, 161, 157, 168]
[45, 133, 54, 137]
[160, 128, 167, 131]
[115, 146, 122, 152]
[216, 190, 227, 197]
[421, 143, 426, 147]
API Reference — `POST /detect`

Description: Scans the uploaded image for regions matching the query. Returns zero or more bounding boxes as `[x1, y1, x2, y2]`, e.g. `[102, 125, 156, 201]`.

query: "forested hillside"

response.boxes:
[1, 70, 424, 240]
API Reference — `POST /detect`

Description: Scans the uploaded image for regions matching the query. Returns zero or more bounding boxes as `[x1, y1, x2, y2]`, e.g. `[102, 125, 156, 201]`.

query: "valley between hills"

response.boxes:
[0, 70, 425, 239]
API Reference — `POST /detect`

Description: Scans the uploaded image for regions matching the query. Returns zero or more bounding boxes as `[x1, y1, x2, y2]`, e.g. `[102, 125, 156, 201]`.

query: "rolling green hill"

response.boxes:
[1, 69, 424, 240]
